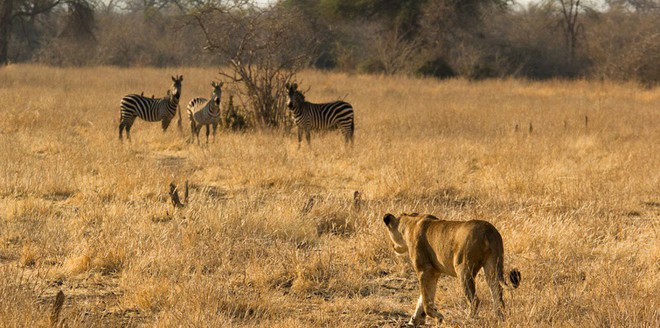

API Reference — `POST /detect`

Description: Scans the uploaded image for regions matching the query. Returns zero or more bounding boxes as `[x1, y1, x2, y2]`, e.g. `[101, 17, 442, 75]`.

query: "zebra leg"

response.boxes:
[125, 122, 133, 142]
[205, 125, 210, 144]
[342, 128, 350, 145]
[195, 126, 201, 145]
[305, 127, 311, 146]
[212, 123, 218, 143]
[190, 121, 196, 144]
[162, 118, 171, 132]
[119, 120, 126, 141]
[344, 129, 354, 146]
[297, 127, 303, 149]
[349, 121, 354, 146]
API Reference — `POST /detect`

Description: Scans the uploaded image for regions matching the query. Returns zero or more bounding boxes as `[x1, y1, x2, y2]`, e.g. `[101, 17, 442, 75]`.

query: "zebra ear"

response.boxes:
[179, 75, 184, 81]
[293, 83, 298, 90]
[171, 76, 176, 82]
[285, 83, 290, 89]
[211, 82, 217, 87]
[219, 82, 224, 88]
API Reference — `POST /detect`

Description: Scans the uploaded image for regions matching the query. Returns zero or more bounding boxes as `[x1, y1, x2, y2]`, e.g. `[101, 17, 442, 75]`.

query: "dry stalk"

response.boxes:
[49, 290, 65, 328]
[301, 196, 316, 214]
[169, 180, 189, 209]
[353, 191, 362, 211]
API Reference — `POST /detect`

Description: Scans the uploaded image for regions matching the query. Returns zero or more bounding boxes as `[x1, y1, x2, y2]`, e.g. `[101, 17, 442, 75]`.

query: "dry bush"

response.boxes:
[471, 3, 586, 79]
[0, 65, 658, 327]
[0, 267, 49, 327]
[191, 2, 315, 128]
[586, 7, 660, 85]
[35, 9, 214, 67]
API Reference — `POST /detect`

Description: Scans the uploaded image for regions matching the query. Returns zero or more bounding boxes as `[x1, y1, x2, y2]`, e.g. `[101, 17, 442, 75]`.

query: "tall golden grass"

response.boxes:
[0, 65, 658, 327]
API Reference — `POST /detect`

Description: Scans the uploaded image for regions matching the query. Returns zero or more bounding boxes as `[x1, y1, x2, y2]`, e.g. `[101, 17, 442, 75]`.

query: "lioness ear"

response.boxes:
[383, 213, 395, 226]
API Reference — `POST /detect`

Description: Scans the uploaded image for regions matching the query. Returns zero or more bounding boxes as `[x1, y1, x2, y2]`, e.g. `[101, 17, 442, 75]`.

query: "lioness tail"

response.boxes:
[503, 268, 521, 289]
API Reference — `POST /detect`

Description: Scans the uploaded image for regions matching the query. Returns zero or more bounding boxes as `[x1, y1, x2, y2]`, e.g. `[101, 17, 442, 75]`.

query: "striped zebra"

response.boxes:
[285, 83, 354, 148]
[118, 75, 183, 141]
[187, 82, 224, 144]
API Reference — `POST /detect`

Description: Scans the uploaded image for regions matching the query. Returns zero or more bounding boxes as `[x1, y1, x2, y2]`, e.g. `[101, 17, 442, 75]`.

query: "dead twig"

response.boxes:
[49, 290, 65, 328]
[353, 191, 362, 211]
[169, 180, 189, 209]
[301, 196, 316, 214]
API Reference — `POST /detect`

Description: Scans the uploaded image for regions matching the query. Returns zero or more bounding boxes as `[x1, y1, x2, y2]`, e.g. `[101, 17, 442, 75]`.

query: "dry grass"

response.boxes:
[0, 64, 658, 327]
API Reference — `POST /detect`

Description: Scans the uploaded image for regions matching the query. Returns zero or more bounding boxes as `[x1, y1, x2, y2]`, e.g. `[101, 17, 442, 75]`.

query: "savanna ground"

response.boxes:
[0, 65, 658, 327]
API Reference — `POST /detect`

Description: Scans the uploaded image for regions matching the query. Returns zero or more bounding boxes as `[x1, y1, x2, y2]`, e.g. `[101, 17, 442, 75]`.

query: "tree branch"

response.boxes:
[12, 0, 62, 19]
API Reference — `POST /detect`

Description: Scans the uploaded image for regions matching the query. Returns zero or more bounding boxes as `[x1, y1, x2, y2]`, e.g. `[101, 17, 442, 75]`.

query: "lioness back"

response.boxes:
[420, 218, 504, 276]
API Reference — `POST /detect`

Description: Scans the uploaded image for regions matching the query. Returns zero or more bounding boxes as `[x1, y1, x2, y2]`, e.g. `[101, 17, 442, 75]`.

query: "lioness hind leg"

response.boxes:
[458, 266, 480, 318]
[485, 259, 506, 320]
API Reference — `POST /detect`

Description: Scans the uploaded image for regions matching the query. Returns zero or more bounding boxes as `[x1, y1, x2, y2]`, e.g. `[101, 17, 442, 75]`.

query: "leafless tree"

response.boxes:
[611, 0, 660, 13]
[0, 0, 64, 65]
[189, 1, 316, 128]
[372, 27, 423, 75]
[585, 5, 660, 84]
[557, 0, 584, 63]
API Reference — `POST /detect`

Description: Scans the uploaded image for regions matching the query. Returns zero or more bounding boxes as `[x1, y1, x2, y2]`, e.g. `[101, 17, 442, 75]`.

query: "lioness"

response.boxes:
[383, 213, 521, 326]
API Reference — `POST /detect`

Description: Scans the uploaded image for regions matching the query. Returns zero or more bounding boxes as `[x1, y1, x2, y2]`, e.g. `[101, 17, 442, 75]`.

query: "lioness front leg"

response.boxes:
[411, 270, 443, 326]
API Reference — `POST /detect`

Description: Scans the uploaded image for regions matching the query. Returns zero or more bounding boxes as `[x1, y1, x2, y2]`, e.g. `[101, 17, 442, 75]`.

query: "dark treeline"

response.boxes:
[1, 0, 659, 84]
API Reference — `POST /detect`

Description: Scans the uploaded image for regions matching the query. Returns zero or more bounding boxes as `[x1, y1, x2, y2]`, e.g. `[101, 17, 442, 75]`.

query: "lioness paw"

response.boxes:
[408, 316, 425, 327]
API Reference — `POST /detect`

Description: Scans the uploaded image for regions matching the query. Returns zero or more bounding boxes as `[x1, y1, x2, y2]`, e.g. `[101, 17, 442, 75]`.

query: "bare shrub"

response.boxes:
[223, 95, 250, 131]
[463, 2, 589, 79]
[586, 6, 660, 85]
[366, 25, 423, 75]
[190, 1, 316, 128]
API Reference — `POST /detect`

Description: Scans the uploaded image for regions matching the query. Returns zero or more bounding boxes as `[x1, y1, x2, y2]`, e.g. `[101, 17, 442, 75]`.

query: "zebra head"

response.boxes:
[211, 81, 224, 107]
[170, 75, 183, 100]
[285, 82, 304, 110]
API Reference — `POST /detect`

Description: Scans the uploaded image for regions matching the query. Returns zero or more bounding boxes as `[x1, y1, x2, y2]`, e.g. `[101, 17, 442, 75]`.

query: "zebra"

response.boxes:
[187, 82, 224, 144]
[285, 82, 354, 148]
[119, 75, 183, 141]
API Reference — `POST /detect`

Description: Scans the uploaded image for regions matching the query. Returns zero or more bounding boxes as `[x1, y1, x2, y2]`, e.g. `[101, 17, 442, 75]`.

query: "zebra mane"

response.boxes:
[294, 90, 305, 102]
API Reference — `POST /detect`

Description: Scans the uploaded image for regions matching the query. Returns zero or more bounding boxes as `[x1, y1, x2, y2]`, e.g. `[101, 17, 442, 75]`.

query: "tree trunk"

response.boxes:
[0, 0, 13, 66]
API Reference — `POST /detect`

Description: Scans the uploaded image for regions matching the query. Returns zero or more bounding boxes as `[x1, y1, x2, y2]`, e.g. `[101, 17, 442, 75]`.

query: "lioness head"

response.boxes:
[383, 213, 410, 255]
